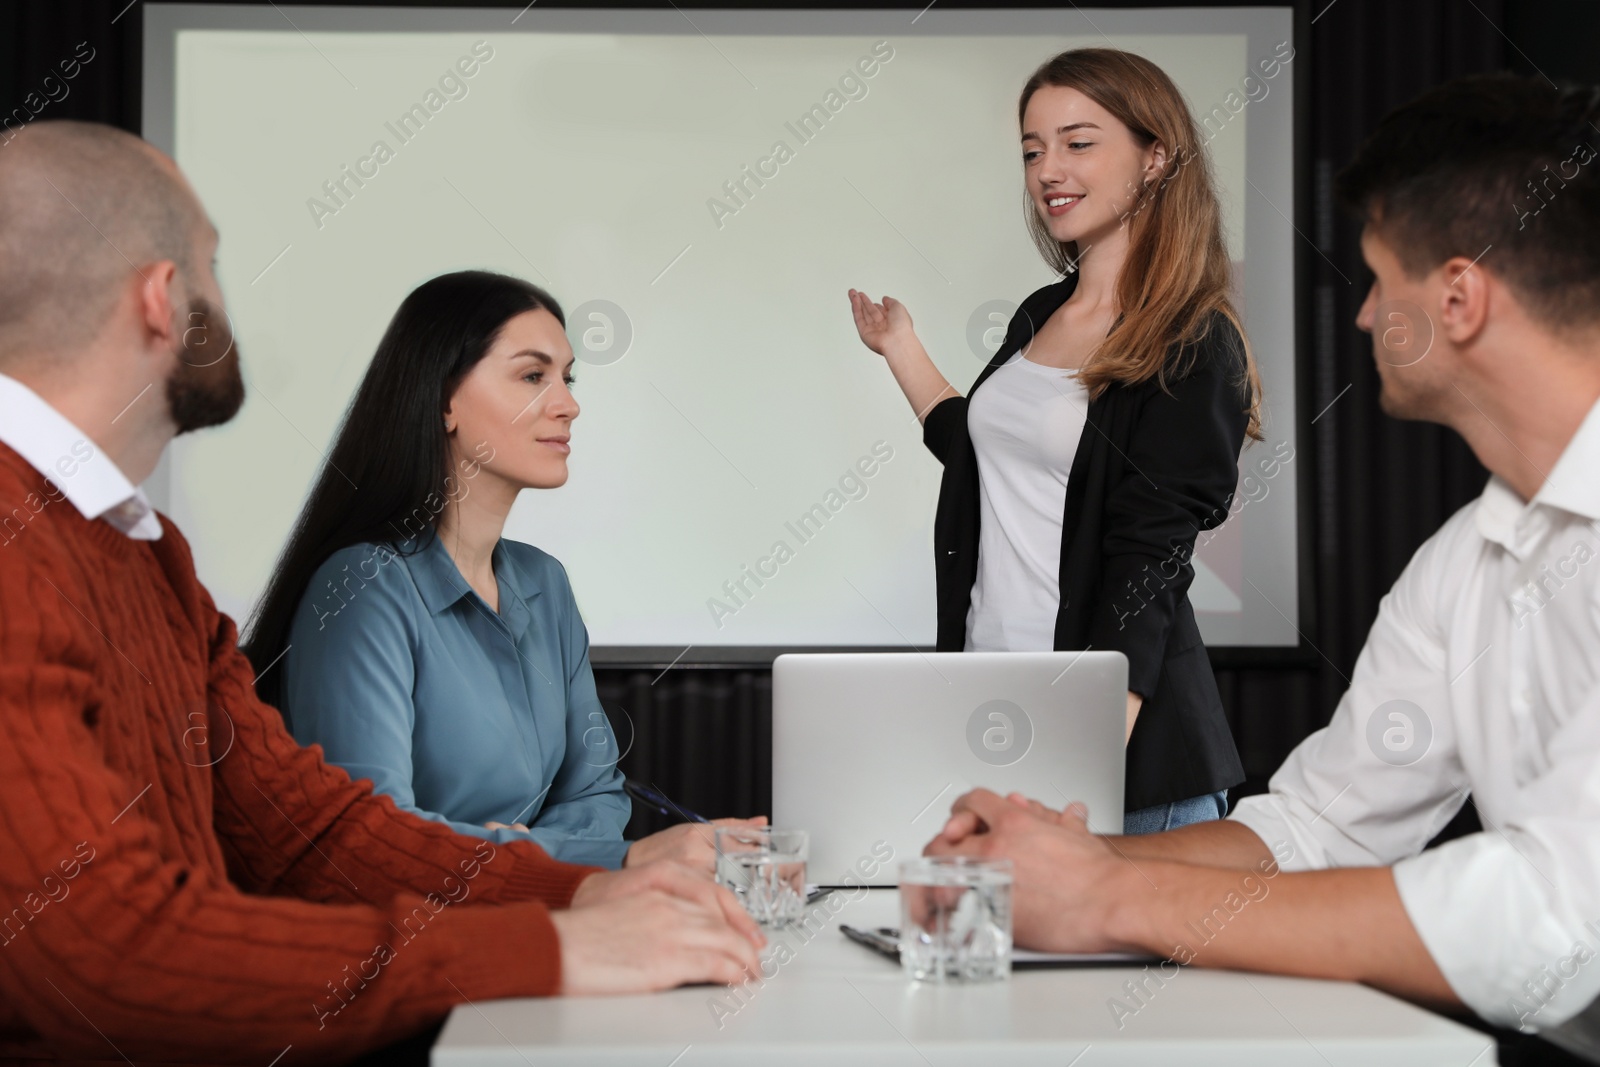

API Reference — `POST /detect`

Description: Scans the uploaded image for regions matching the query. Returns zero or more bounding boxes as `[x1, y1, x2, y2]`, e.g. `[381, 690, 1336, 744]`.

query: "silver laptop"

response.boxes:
[773, 651, 1127, 887]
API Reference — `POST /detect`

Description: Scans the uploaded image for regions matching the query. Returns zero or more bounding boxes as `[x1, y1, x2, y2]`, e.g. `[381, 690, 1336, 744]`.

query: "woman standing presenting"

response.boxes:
[850, 48, 1262, 834]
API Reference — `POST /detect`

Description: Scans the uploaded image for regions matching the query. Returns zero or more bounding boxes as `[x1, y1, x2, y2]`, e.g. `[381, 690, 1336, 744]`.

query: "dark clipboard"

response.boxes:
[840, 925, 1164, 969]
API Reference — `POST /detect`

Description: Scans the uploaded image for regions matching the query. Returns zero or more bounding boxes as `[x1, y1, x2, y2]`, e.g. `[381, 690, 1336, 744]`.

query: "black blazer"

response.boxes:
[923, 272, 1247, 811]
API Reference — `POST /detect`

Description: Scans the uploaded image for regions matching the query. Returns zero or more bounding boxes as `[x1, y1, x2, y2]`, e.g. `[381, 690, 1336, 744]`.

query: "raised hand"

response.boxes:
[846, 288, 957, 423]
[848, 289, 916, 357]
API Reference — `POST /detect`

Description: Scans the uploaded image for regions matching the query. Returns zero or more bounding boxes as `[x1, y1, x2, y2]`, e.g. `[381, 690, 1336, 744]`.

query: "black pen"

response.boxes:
[840, 924, 901, 963]
[623, 779, 710, 824]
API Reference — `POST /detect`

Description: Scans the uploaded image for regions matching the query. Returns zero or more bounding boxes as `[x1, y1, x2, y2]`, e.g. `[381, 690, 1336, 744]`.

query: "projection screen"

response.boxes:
[143, 4, 1301, 657]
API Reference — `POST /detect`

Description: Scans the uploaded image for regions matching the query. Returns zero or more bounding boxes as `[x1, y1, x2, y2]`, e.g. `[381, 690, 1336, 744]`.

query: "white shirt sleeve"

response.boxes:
[1230, 514, 1474, 871]
[1230, 502, 1600, 1031]
[1391, 682, 1600, 1030]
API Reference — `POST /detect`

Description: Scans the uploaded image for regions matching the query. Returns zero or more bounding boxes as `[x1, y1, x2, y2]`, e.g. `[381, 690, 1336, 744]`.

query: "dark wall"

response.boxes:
[4, 0, 1591, 840]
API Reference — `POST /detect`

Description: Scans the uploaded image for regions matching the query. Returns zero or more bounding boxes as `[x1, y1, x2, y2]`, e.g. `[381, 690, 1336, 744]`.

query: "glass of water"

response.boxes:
[714, 827, 808, 928]
[898, 857, 1013, 982]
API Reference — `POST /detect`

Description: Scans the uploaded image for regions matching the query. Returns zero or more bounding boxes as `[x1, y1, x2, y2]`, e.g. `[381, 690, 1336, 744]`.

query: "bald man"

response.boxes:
[0, 121, 763, 1064]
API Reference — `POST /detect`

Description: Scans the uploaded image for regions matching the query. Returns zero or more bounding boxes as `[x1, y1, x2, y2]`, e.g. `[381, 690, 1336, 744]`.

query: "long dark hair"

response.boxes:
[243, 269, 565, 708]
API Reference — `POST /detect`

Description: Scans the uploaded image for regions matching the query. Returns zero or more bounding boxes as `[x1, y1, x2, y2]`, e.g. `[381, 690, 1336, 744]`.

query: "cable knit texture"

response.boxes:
[0, 443, 600, 1065]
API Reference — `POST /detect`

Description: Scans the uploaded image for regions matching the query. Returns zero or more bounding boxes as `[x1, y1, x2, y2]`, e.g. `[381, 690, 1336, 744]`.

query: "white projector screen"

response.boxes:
[143, 4, 1301, 656]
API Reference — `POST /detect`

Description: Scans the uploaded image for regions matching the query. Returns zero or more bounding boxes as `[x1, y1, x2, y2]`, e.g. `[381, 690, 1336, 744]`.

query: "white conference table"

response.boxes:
[433, 888, 1496, 1066]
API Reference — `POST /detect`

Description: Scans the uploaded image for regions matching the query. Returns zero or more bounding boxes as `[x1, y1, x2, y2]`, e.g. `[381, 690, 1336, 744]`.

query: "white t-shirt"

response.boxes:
[964, 352, 1090, 651]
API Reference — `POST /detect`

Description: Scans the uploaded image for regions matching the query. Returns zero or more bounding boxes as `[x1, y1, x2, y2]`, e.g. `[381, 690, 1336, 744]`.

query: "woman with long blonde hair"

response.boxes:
[850, 48, 1262, 833]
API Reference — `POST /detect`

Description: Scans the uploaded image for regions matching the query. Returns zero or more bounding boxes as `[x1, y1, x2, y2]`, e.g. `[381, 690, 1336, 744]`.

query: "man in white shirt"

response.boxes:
[925, 72, 1600, 1057]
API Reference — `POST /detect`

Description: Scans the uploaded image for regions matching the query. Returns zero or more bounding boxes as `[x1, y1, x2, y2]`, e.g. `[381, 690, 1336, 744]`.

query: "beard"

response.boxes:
[167, 297, 246, 434]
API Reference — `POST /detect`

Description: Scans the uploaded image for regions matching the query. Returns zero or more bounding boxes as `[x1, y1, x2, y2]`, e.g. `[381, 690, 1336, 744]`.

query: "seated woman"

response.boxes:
[244, 269, 753, 869]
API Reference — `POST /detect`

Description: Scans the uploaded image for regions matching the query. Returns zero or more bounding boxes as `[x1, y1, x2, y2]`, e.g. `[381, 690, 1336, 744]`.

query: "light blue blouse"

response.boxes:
[280, 534, 631, 868]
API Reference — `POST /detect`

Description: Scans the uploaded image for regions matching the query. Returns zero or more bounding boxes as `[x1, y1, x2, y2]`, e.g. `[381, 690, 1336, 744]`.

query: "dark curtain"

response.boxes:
[1221, 0, 1506, 841]
[597, 671, 772, 837]
[6, 1, 1586, 844]
[0, 2, 141, 131]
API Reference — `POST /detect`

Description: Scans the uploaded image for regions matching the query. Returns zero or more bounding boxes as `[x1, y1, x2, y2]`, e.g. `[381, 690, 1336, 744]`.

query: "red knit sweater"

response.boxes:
[0, 444, 601, 1064]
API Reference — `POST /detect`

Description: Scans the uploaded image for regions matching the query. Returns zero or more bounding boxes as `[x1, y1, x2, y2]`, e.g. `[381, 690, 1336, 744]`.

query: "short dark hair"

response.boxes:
[1336, 72, 1600, 333]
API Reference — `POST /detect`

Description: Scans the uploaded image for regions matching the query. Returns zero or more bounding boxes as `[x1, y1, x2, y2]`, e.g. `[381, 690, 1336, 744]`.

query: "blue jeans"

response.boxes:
[1122, 790, 1229, 836]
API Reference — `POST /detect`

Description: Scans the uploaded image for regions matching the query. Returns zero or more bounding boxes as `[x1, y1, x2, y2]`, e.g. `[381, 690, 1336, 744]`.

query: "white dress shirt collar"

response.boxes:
[0, 372, 162, 540]
[1475, 393, 1600, 558]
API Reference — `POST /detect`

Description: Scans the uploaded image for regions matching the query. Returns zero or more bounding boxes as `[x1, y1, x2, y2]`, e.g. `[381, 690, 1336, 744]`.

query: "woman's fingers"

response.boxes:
[668, 826, 717, 873]
[666, 827, 718, 874]
[849, 289, 888, 344]
[856, 293, 877, 329]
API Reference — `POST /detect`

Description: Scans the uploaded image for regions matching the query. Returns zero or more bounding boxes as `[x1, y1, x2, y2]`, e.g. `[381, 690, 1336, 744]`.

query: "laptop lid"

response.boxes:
[772, 651, 1127, 887]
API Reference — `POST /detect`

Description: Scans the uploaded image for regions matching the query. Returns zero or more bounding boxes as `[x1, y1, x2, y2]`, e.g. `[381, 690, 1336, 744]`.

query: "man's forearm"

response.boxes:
[1106, 817, 1277, 868]
[1103, 858, 1462, 1012]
